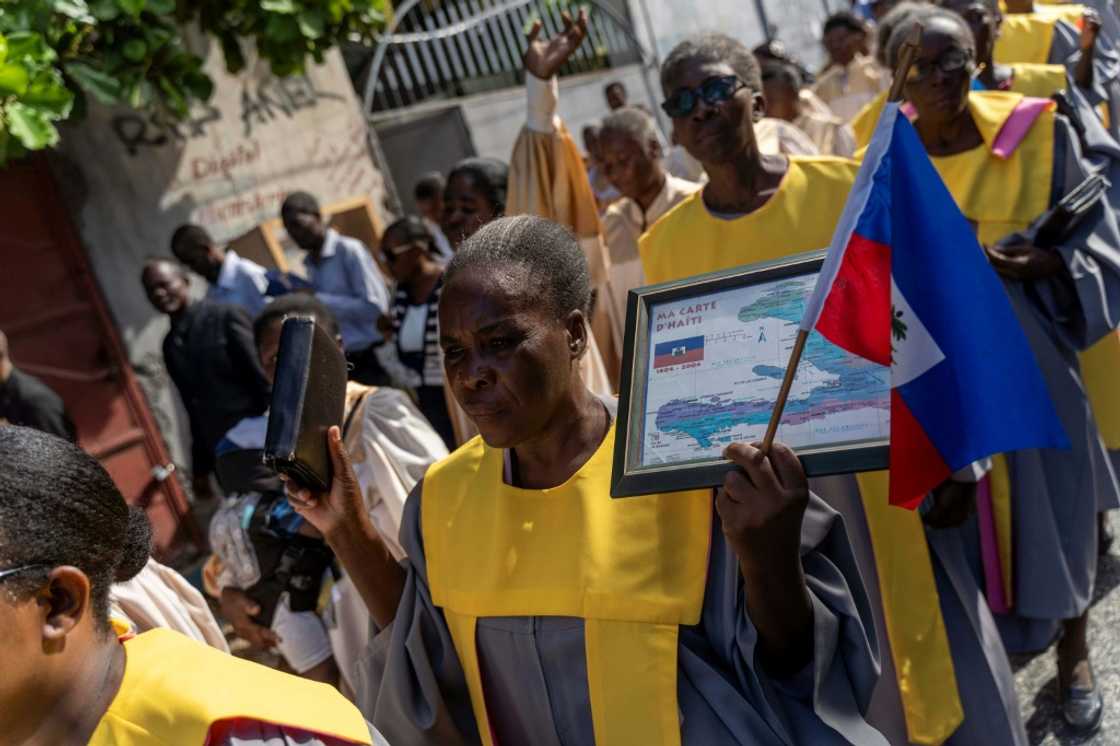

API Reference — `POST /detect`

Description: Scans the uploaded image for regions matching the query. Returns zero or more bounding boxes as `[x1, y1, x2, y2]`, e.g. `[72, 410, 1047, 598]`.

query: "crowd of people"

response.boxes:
[6, 0, 1120, 742]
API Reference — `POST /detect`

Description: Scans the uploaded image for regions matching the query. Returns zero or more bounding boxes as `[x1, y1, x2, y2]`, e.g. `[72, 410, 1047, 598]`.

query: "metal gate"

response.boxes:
[0, 155, 203, 564]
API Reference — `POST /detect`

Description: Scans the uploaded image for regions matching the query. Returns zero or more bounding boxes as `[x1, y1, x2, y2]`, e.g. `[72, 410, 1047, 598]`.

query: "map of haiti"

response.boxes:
[642, 276, 890, 467]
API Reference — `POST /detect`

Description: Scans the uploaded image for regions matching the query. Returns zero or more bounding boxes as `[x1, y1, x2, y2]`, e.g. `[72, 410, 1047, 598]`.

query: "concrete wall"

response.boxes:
[49, 45, 388, 472]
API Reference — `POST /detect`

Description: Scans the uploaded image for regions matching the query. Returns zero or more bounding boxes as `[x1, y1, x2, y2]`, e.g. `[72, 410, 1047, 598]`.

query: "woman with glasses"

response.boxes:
[381, 216, 456, 450]
[888, 8, 1120, 734]
[641, 32, 1030, 746]
[0, 425, 384, 746]
[287, 214, 887, 746]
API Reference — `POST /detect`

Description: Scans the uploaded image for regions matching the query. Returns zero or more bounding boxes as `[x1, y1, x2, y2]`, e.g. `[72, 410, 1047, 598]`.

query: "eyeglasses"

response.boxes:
[908, 48, 973, 83]
[0, 563, 48, 584]
[661, 75, 746, 118]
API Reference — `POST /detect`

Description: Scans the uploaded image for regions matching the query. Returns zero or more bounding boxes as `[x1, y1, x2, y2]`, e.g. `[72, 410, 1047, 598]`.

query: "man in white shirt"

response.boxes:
[171, 224, 269, 317]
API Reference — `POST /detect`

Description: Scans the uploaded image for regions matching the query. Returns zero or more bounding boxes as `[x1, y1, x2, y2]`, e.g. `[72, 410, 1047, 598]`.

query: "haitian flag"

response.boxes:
[799, 101, 1069, 508]
[653, 335, 704, 369]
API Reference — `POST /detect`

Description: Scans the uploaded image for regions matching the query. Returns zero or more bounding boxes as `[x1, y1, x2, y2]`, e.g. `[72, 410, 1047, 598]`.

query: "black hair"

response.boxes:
[281, 191, 321, 218]
[604, 80, 627, 96]
[414, 172, 445, 202]
[445, 215, 592, 321]
[0, 426, 151, 632]
[886, 5, 975, 69]
[253, 293, 342, 345]
[140, 256, 186, 283]
[753, 40, 815, 84]
[876, 1, 926, 67]
[447, 157, 509, 215]
[599, 107, 660, 148]
[170, 224, 212, 258]
[661, 33, 763, 96]
[823, 10, 868, 35]
[760, 61, 803, 93]
[383, 215, 439, 257]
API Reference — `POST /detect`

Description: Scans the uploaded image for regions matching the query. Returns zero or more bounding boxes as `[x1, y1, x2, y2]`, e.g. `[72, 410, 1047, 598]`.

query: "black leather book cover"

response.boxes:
[263, 315, 347, 491]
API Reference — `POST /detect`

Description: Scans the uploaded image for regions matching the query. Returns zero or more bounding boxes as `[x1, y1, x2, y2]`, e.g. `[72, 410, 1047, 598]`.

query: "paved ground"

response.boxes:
[1014, 511, 1120, 745]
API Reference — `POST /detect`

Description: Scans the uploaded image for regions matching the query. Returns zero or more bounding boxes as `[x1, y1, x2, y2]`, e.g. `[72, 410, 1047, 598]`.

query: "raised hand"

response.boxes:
[524, 8, 589, 80]
[285, 425, 369, 542]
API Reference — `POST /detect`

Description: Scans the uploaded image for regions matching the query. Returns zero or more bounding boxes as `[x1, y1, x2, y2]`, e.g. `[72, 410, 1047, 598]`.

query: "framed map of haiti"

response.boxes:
[611, 250, 891, 498]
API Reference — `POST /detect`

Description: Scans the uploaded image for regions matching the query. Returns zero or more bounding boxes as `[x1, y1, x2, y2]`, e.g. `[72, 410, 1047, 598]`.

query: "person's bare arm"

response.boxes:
[1075, 11, 1101, 90]
[523, 8, 588, 80]
[287, 426, 406, 628]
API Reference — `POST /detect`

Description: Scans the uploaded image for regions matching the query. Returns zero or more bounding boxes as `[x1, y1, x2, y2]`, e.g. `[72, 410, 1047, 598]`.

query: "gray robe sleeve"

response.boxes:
[999, 93, 1120, 349]
[353, 480, 481, 746]
[691, 494, 886, 745]
[1049, 15, 1120, 140]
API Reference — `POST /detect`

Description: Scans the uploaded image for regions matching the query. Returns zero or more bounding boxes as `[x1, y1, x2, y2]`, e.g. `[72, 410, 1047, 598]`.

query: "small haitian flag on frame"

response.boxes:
[653, 335, 704, 369]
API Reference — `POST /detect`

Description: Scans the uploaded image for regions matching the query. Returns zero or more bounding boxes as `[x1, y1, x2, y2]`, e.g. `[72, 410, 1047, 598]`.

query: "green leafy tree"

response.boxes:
[0, 0, 388, 164]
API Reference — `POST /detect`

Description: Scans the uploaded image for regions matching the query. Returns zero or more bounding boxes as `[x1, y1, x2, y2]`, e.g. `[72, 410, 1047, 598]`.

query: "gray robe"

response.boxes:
[353, 481, 887, 745]
[814, 475, 1027, 746]
[987, 92, 1120, 651]
[1048, 16, 1120, 140]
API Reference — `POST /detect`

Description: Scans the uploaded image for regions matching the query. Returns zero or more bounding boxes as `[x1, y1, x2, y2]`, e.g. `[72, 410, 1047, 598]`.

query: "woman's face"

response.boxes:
[663, 58, 761, 169]
[381, 231, 425, 285]
[442, 173, 499, 250]
[439, 263, 583, 449]
[904, 20, 974, 127]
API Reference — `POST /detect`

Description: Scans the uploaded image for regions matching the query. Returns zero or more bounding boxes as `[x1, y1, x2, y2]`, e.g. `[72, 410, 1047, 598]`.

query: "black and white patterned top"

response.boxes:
[392, 280, 443, 387]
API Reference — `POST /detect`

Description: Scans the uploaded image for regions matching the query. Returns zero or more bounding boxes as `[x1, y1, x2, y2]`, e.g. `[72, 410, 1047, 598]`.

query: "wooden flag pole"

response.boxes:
[759, 24, 923, 455]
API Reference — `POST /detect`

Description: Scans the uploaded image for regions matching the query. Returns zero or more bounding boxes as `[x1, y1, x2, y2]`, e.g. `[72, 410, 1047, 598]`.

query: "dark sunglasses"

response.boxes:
[908, 48, 972, 83]
[661, 75, 745, 118]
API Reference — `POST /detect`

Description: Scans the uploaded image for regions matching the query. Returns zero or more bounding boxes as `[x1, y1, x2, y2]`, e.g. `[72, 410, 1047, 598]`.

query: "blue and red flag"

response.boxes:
[799, 101, 1069, 508]
[653, 335, 704, 369]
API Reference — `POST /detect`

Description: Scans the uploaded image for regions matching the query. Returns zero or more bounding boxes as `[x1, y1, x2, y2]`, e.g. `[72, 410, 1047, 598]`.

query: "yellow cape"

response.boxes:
[422, 427, 712, 746]
[90, 628, 372, 745]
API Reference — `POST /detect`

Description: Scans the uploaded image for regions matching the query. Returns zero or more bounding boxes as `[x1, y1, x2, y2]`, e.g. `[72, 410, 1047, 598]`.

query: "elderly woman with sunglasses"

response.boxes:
[641, 32, 1035, 746]
[888, 8, 1120, 733]
[288, 215, 888, 746]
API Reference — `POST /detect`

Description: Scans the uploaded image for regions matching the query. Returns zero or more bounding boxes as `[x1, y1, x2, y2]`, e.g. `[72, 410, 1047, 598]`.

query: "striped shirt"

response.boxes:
[393, 280, 443, 387]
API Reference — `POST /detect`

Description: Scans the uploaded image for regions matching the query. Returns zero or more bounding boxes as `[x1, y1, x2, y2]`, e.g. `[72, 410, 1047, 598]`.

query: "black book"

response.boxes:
[1032, 173, 1109, 248]
[263, 315, 347, 491]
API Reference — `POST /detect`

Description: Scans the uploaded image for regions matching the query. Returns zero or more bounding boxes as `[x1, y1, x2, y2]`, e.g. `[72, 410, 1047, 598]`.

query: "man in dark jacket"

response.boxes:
[0, 329, 75, 440]
[141, 258, 269, 500]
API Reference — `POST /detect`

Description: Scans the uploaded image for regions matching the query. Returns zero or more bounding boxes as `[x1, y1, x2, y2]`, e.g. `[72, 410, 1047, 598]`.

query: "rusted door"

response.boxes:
[0, 155, 201, 563]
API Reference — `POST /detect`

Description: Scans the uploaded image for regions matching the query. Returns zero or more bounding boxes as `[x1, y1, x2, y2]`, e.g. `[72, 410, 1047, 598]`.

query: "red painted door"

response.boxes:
[0, 155, 202, 563]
